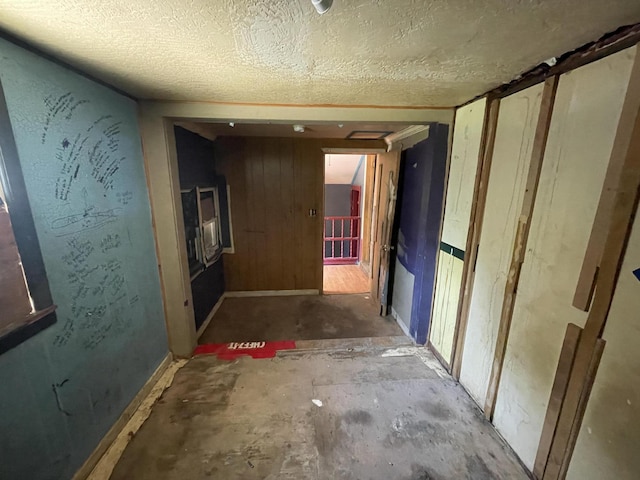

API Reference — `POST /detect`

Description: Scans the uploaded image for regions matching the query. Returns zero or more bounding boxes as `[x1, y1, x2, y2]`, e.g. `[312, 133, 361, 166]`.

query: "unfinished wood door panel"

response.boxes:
[459, 83, 544, 407]
[294, 139, 324, 289]
[370, 151, 400, 312]
[216, 136, 322, 291]
[370, 161, 383, 282]
[491, 49, 637, 470]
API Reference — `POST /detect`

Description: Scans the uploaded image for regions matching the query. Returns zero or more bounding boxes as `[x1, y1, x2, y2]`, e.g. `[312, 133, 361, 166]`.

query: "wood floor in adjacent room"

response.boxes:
[198, 294, 402, 344]
[323, 265, 370, 294]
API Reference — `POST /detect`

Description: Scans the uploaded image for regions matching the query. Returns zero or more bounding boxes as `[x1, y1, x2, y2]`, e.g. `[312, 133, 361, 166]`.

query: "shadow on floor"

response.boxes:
[198, 294, 404, 344]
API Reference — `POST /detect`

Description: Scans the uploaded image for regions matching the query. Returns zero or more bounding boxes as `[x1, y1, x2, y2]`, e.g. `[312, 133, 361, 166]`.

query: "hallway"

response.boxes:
[109, 342, 529, 480]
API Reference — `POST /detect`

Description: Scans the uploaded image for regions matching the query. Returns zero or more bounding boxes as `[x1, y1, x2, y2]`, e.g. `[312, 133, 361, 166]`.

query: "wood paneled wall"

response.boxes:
[215, 136, 324, 292]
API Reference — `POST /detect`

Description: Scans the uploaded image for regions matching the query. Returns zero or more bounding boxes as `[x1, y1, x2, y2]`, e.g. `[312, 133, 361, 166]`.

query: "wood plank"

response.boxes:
[573, 50, 640, 310]
[262, 138, 282, 290]
[292, 139, 306, 289]
[379, 155, 400, 314]
[302, 140, 322, 290]
[544, 85, 640, 480]
[484, 76, 559, 419]
[450, 96, 499, 378]
[534, 323, 582, 479]
[279, 138, 296, 289]
[314, 141, 325, 290]
[369, 151, 400, 311]
[361, 154, 376, 271]
[227, 137, 251, 292]
[370, 161, 384, 297]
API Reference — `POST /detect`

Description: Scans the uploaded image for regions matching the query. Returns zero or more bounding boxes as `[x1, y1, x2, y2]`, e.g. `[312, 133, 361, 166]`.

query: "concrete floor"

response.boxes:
[110, 342, 529, 480]
[199, 294, 404, 344]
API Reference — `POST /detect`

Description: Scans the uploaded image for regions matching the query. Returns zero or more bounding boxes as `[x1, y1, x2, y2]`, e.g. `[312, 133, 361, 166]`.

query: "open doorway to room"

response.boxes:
[168, 120, 424, 348]
[322, 154, 372, 295]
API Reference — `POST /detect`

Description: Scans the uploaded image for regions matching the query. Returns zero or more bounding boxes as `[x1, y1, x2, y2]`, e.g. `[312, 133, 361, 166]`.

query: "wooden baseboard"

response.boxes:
[72, 354, 173, 480]
[196, 294, 226, 339]
[224, 289, 319, 298]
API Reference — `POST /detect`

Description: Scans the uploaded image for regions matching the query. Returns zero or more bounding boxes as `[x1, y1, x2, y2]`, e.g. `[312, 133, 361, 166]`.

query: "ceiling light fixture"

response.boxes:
[312, 0, 333, 15]
[229, 122, 235, 127]
[293, 124, 305, 133]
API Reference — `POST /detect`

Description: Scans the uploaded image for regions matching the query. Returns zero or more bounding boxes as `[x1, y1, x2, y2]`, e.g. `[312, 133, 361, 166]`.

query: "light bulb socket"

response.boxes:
[312, 0, 333, 15]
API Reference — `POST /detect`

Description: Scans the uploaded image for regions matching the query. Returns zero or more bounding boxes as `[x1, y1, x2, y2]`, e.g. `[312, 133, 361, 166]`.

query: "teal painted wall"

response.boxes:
[0, 39, 167, 480]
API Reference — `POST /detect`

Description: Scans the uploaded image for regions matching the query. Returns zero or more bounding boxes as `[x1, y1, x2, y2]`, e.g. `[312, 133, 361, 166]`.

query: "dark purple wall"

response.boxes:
[391, 123, 449, 344]
[174, 126, 225, 329]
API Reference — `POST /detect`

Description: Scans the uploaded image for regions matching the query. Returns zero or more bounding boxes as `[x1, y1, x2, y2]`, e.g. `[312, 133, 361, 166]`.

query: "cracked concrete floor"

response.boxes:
[110, 344, 529, 480]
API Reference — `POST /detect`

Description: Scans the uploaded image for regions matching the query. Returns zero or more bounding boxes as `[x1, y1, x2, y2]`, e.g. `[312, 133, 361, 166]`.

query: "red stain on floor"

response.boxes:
[193, 340, 296, 360]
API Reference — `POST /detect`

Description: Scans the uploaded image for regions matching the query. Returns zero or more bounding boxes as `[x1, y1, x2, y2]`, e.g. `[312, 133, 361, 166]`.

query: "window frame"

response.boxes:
[0, 78, 56, 354]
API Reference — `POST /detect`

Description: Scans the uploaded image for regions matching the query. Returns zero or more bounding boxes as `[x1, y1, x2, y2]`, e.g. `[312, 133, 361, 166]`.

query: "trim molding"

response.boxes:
[73, 354, 175, 480]
[225, 289, 320, 298]
[385, 125, 431, 151]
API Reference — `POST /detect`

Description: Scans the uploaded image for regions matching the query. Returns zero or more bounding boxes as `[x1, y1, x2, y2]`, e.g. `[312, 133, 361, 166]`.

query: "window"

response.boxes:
[198, 187, 222, 266]
[0, 80, 56, 354]
[181, 186, 224, 280]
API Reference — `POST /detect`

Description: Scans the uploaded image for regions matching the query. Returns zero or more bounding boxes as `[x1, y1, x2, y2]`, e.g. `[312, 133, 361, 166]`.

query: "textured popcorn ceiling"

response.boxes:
[1, 1, 640, 107]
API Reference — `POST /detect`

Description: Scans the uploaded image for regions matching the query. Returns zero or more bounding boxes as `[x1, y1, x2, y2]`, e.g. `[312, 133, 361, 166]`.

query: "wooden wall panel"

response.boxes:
[459, 83, 544, 407]
[216, 136, 323, 292]
[491, 48, 637, 470]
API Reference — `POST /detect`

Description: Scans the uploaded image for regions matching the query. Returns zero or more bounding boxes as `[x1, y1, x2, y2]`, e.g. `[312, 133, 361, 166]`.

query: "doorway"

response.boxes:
[323, 154, 370, 294]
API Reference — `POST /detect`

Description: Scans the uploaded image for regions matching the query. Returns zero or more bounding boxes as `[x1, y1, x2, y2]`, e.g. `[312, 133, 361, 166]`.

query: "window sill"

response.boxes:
[0, 305, 57, 355]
